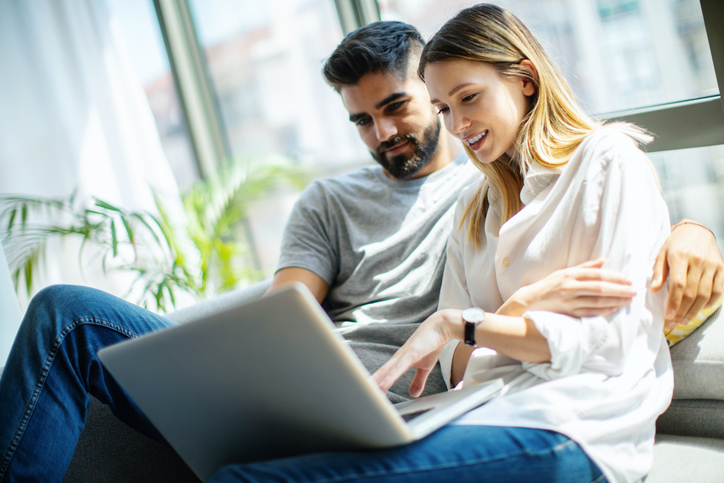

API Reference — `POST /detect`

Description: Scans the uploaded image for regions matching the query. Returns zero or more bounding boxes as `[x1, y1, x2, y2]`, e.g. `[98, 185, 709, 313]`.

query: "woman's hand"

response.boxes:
[373, 309, 461, 398]
[497, 259, 636, 318]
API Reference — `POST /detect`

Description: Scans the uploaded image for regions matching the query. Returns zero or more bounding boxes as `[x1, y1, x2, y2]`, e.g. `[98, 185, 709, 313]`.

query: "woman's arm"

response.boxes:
[497, 258, 636, 318]
[449, 258, 637, 386]
[373, 309, 550, 397]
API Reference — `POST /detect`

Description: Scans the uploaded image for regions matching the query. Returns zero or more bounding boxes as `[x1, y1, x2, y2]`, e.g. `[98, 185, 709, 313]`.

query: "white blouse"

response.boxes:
[437, 127, 674, 483]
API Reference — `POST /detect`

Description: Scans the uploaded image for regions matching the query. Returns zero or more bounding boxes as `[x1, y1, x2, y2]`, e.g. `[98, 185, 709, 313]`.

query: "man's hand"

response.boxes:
[652, 220, 724, 328]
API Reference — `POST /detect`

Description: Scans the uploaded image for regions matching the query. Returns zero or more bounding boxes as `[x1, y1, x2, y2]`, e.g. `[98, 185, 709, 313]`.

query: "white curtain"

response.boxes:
[0, 243, 22, 366]
[0, 0, 185, 308]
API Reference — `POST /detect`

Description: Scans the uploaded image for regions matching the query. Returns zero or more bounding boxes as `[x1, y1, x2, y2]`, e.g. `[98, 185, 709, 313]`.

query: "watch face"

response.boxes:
[462, 307, 485, 323]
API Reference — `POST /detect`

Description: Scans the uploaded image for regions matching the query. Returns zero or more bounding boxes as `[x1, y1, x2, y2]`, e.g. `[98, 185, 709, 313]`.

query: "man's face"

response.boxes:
[340, 70, 441, 180]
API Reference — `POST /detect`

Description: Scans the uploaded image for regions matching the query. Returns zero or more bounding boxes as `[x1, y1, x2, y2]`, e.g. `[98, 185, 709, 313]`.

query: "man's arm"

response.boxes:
[651, 219, 724, 327]
[267, 267, 330, 303]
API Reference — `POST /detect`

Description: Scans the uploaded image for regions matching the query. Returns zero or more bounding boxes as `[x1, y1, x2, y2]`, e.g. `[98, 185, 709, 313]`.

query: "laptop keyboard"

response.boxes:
[400, 408, 432, 422]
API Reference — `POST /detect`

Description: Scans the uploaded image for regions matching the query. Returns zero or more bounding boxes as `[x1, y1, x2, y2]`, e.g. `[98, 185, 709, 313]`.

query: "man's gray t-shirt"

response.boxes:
[277, 152, 480, 400]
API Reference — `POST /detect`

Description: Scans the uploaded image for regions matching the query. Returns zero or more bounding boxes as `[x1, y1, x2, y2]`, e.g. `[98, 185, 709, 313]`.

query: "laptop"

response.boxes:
[98, 283, 503, 481]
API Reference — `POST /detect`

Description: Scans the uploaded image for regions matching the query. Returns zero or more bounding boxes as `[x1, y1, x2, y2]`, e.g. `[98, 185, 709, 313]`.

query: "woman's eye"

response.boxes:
[436, 107, 449, 115]
[462, 93, 477, 103]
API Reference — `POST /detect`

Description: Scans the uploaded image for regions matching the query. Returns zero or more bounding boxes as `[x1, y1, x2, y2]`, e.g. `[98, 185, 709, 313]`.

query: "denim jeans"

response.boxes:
[210, 425, 605, 483]
[0, 285, 175, 483]
[0, 285, 605, 483]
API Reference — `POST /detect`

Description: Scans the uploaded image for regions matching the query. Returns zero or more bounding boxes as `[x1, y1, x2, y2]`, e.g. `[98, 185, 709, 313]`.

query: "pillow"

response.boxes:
[664, 296, 724, 347]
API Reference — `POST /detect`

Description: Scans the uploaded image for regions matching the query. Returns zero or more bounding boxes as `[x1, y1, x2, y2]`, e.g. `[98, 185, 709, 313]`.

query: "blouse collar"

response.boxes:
[520, 162, 563, 205]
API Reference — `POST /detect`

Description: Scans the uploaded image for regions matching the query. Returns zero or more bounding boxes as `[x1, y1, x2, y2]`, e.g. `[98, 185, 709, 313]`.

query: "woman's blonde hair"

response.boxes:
[419, 4, 605, 245]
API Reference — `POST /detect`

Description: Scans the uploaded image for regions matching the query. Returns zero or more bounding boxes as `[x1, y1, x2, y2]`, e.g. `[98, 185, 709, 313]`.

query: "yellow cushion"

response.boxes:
[664, 296, 724, 347]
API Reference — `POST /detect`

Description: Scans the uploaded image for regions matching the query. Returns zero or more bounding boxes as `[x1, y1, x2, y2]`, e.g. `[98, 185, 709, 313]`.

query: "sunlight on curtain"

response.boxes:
[0, 0, 187, 308]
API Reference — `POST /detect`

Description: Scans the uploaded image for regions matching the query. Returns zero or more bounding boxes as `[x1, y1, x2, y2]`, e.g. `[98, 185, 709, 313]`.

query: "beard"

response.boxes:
[371, 117, 441, 180]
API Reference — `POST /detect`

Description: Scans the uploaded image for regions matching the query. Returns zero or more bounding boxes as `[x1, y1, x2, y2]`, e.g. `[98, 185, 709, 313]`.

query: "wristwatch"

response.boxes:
[462, 307, 486, 346]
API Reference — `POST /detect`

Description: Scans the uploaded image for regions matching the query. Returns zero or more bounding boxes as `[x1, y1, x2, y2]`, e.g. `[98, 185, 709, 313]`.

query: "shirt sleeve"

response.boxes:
[521, 133, 670, 380]
[276, 181, 339, 285]
[438, 191, 475, 389]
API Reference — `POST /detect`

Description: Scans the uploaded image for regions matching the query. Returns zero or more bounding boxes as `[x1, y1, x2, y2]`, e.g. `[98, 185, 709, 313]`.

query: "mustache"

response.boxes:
[377, 135, 417, 154]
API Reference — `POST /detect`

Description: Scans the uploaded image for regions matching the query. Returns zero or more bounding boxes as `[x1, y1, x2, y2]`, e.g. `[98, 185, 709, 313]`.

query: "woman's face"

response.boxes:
[424, 59, 535, 164]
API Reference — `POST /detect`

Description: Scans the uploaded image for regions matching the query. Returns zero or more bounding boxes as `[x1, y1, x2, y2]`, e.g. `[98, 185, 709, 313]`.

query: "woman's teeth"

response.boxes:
[465, 131, 487, 146]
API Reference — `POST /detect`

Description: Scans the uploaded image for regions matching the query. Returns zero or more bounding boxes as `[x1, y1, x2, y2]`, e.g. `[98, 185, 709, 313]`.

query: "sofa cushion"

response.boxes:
[64, 398, 201, 483]
[657, 305, 724, 438]
[669, 305, 724, 401]
[646, 434, 724, 483]
[657, 399, 724, 439]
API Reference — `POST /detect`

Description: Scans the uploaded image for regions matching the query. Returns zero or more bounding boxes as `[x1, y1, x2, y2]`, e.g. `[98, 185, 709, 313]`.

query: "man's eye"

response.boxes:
[387, 101, 405, 112]
[356, 117, 371, 127]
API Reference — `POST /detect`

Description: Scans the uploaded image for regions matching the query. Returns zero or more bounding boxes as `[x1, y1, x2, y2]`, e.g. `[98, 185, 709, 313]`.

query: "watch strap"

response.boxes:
[462, 307, 485, 346]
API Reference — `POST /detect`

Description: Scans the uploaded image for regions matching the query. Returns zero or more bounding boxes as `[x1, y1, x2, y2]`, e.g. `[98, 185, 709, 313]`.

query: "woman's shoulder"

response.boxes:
[568, 123, 653, 180]
[578, 123, 651, 161]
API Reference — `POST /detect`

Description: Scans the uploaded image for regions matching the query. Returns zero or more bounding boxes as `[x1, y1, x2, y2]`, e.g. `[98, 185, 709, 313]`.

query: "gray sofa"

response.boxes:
[3, 281, 723, 482]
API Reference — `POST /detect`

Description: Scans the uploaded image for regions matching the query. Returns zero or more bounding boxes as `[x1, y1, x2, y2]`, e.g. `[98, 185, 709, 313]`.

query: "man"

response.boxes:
[0, 20, 721, 482]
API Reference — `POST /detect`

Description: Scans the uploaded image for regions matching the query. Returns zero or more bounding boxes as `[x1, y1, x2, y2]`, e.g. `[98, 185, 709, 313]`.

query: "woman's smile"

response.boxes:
[462, 130, 487, 150]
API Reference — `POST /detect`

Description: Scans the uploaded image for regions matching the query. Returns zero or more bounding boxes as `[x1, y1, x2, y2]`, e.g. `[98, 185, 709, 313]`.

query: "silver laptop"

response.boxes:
[98, 283, 503, 481]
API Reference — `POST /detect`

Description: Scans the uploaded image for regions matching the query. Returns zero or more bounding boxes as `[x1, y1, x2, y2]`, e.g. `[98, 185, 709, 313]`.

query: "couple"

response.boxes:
[1, 4, 723, 482]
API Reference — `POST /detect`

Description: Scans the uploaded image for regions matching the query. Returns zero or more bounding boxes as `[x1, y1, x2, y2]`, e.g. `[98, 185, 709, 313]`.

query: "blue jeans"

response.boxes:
[211, 425, 605, 483]
[0, 285, 605, 482]
[0, 285, 176, 482]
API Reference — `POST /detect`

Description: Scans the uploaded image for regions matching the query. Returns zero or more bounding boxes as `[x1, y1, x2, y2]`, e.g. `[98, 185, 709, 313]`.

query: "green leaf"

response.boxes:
[120, 216, 135, 245]
[7, 208, 16, 231]
[94, 199, 121, 212]
[110, 220, 118, 257]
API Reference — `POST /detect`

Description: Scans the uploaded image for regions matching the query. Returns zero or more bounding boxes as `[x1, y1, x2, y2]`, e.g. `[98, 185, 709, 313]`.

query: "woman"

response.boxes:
[212, 4, 671, 482]
[374, 4, 671, 482]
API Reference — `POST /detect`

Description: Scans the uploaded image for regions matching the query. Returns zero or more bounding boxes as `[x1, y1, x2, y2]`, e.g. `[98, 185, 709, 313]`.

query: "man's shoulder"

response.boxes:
[315, 165, 382, 189]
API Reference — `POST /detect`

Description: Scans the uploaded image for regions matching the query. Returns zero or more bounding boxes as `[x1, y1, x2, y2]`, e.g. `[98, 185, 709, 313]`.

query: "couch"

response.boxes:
[2, 281, 722, 482]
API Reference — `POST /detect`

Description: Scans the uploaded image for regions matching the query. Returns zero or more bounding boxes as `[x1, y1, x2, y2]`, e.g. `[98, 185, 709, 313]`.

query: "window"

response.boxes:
[108, 0, 199, 192]
[378, 0, 717, 114]
[177, 0, 374, 271]
[650, 145, 724, 250]
[188, 0, 368, 171]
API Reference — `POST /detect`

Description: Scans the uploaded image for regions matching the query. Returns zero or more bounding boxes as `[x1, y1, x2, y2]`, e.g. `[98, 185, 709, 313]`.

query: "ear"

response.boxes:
[519, 59, 538, 97]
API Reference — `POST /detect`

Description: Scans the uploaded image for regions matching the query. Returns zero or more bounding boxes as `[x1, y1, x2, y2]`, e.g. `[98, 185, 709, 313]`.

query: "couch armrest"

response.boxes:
[164, 279, 271, 325]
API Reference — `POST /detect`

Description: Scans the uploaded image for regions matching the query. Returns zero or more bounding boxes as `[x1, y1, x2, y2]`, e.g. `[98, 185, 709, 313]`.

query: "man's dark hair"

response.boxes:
[322, 21, 425, 91]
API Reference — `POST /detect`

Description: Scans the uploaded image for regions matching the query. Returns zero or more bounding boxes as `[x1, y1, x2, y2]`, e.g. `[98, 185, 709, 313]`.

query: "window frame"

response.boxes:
[600, 0, 724, 153]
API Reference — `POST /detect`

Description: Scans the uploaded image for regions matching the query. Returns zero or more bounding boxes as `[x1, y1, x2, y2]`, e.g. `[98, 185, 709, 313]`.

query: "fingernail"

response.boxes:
[666, 320, 678, 329]
[681, 318, 689, 326]
[666, 309, 675, 319]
